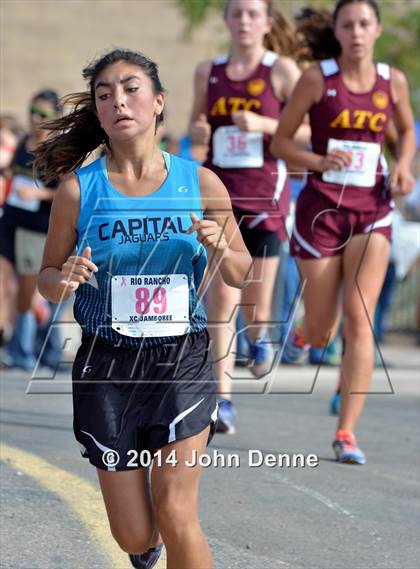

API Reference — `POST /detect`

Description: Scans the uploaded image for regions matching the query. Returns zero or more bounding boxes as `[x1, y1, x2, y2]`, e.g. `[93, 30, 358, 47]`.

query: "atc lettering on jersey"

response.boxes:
[98, 216, 189, 244]
[210, 96, 261, 116]
[329, 109, 386, 132]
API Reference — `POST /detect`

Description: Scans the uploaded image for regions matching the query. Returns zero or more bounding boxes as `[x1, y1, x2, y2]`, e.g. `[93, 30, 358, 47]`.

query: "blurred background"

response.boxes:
[0, 0, 418, 370]
[2, 0, 419, 134]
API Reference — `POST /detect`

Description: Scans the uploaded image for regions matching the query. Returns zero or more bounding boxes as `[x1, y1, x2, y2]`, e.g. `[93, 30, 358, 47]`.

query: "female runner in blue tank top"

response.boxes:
[271, 0, 415, 464]
[35, 49, 251, 569]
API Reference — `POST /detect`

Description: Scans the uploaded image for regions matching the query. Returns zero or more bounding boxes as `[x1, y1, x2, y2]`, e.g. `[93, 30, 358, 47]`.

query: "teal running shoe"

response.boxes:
[330, 391, 341, 415]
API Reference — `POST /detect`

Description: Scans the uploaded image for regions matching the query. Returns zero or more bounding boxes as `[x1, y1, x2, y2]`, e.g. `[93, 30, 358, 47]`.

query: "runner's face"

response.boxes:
[94, 61, 164, 142]
[225, 0, 272, 48]
[334, 2, 381, 61]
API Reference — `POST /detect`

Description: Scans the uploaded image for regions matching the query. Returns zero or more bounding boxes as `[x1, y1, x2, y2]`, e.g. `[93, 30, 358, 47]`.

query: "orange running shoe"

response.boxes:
[332, 429, 366, 465]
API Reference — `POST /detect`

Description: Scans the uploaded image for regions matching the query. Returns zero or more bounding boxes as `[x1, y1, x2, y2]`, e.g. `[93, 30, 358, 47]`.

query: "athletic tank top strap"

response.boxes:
[319, 59, 391, 82]
[213, 54, 229, 66]
[376, 62, 391, 81]
[76, 155, 104, 232]
[211, 50, 278, 68]
[320, 59, 340, 77]
[261, 50, 279, 67]
[210, 50, 279, 73]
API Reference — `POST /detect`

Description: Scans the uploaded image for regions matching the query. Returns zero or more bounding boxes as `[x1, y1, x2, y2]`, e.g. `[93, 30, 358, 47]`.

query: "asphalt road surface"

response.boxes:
[1, 342, 419, 569]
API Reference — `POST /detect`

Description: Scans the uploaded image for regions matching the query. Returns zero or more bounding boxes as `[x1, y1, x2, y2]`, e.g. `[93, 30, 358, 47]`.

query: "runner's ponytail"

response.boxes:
[34, 49, 165, 182]
[34, 92, 106, 182]
[263, 6, 306, 61]
[294, 7, 341, 62]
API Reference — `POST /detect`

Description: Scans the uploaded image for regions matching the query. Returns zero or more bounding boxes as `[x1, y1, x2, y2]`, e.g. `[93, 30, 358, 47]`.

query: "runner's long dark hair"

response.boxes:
[34, 49, 165, 182]
[333, 0, 380, 23]
[295, 0, 381, 63]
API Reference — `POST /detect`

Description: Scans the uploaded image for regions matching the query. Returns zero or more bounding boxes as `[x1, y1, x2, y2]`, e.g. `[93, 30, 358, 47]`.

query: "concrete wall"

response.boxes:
[1, 0, 228, 137]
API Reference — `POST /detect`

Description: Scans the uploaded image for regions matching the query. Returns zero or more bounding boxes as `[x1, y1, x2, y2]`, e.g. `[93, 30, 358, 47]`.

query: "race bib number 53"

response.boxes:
[111, 274, 189, 338]
[322, 138, 381, 188]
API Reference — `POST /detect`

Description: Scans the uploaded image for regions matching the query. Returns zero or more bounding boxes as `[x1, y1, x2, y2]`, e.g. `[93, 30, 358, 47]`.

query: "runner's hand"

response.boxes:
[190, 114, 211, 145]
[389, 161, 415, 196]
[16, 185, 37, 201]
[187, 213, 228, 254]
[317, 150, 352, 172]
[232, 110, 263, 132]
[59, 246, 98, 292]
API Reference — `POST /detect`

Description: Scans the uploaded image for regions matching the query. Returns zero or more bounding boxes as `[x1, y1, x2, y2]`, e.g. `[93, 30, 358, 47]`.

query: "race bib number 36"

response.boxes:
[213, 125, 263, 168]
[322, 138, 381, 188]
[111, 274, 189, 338]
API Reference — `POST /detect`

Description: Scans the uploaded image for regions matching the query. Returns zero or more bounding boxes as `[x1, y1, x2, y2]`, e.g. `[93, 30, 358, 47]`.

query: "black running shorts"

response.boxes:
[239, 224, 281, 258]
[232, 207, 284, 258]
[72, 329, 218, 471]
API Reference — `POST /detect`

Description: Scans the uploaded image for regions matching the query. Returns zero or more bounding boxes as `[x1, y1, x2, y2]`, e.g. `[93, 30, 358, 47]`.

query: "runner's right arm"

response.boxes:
[15, 184, 55, 202]
[38, 174, 98, 302]
[189, 61, 212, 145]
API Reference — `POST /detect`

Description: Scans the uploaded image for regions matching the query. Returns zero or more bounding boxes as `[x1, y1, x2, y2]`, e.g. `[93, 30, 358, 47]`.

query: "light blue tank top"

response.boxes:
[74, 152, 207, 348]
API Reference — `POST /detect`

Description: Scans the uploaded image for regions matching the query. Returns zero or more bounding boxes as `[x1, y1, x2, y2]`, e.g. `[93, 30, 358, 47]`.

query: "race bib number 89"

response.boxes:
[111, 274, 189, 338]
[322, 138, 381, 188]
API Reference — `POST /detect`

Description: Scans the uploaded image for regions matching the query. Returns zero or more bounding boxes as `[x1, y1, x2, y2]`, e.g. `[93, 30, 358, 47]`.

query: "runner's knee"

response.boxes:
[155, 487, 198, 538]
[344, 311, 373, 339]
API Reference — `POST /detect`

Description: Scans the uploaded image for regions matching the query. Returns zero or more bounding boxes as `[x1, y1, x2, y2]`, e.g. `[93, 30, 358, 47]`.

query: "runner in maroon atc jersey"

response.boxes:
[271, 0, 416, 464]
[189, 0, 308, 434]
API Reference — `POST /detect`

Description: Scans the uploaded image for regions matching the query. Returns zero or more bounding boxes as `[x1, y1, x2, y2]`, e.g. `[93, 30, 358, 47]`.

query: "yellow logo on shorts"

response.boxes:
[372, 91, 389, 110]
[247, 79, 265, 96]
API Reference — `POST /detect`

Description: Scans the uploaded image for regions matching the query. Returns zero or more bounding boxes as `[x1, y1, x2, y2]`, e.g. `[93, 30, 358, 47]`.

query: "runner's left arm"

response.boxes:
[389, 68, 416, 195]
[189, 61, 212, 145]
[188, 167, 252, 289]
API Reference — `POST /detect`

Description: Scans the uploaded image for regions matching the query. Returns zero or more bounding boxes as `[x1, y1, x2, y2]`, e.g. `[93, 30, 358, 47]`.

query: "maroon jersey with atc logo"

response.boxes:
[308, 59, 394, 212]
[204, 51, 289, 233]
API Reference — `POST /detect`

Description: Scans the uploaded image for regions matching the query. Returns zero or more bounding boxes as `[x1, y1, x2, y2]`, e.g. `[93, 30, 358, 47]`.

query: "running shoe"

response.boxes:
[329, 391, 341, 416]
[281, 324, 309, 364]
[216, 399, 236, 434]
[129, 543, 164, 569]
[332, 430, 366, 465]
[309, 340, 340, 366]
[248, 338, 273, 377]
